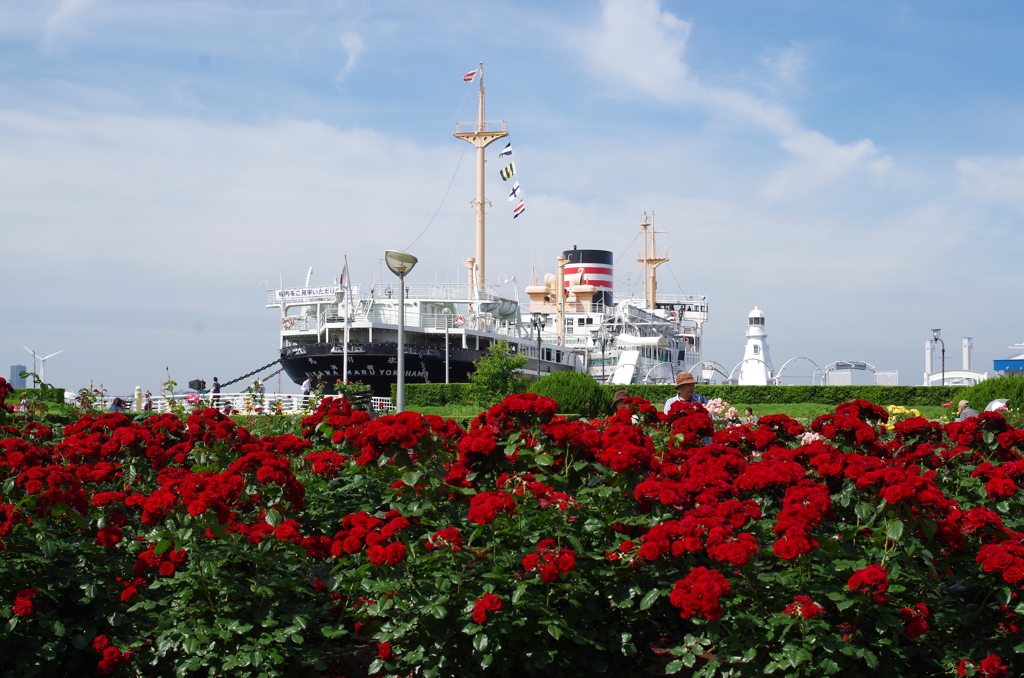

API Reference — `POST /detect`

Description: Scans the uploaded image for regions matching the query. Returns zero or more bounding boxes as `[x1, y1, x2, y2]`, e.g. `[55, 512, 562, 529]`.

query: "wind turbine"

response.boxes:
[23, 347, 65, 386]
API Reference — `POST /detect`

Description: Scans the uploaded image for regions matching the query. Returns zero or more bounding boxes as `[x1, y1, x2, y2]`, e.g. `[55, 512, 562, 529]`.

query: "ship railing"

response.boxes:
[332, 307, 509, 333]
[82, 393, 394, 415]
[281, 316, 319, 333]
[368, 283, 509, 303]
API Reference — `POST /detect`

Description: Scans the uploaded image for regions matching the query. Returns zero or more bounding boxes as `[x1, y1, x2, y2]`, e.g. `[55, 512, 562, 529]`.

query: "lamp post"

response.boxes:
[590, 327, 609, 384]
[385, 250, 418, 412]
[531, 312, 548, 380]
[932, 328, 945, 387]
[442, 308, 452, 384]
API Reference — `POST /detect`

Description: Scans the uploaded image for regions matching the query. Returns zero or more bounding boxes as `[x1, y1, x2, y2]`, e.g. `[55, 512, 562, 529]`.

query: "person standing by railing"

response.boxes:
[211, 378, 222, 407]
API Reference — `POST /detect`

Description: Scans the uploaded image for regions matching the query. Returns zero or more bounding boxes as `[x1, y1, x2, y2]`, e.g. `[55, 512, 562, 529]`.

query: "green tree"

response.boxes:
[468, 338, 529, 407]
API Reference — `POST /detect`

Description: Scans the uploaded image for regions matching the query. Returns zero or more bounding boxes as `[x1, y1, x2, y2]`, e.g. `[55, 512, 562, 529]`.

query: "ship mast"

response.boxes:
[637, 212, 668, 309]
[453, 62, 508, 291]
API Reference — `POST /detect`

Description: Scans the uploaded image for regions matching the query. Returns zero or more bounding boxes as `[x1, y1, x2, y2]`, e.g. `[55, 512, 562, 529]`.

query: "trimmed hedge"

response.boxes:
[602, 384, 962, 407]
[400, 382, 962, 408]
[391, 383, 476, 407]
[527, 371, 611, 419]
[958, 375, 1024, 412]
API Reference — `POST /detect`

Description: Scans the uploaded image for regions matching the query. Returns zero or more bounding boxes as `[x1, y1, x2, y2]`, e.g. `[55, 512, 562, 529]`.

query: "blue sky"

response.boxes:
[1, 0, 1022, 395]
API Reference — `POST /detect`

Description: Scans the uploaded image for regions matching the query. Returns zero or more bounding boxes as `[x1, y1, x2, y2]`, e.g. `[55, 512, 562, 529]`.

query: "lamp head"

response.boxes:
[385, 250, 418, 277]
[931, 328, 941, 341]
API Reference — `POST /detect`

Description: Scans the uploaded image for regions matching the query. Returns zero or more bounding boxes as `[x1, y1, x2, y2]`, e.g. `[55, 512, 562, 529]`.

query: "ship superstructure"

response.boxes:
[266, 66, 708, 396]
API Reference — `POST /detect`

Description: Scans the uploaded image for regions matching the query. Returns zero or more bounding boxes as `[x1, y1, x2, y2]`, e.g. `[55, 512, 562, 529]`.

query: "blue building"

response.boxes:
[994, 343, 1024, 376]
[9, 365, 26, 389]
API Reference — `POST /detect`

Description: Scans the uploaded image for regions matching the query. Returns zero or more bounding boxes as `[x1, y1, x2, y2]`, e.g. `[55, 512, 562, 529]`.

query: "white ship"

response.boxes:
[266, 65, 708, 396]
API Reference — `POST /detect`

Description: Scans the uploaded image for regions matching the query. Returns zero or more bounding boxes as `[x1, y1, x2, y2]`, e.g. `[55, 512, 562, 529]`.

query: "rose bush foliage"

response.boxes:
[1, 377, 1022, 677]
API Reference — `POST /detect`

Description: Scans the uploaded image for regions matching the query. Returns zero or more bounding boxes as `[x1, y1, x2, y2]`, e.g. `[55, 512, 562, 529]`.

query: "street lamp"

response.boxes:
[531, 312, 548, 379]
[385, 250, 418, 412]
[931, 328, 945, 387]
[442, 308, 452, 384]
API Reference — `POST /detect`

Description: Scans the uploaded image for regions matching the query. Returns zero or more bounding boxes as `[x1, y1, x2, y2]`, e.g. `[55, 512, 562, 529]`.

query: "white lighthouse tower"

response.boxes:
[738, 306, 774, 385]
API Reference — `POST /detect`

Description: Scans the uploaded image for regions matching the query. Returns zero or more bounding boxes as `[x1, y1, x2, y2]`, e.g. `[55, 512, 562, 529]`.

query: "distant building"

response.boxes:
[738, 307, 774, 386]
[924, 336, 988, 386]
[994, 342, 1024, 377]
[9, 365, 26, 389]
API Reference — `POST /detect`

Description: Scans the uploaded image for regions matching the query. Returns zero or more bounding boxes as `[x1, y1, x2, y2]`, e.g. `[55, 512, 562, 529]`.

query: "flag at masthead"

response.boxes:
[452, 62, 508, 291]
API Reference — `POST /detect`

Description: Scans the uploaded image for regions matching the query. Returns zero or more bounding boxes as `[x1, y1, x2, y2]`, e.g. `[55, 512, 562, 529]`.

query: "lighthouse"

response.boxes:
[738, 306, 774, 385]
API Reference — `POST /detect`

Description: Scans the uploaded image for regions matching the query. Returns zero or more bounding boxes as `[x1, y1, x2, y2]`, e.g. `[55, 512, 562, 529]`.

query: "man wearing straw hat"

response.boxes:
[664, 372, 709, 414]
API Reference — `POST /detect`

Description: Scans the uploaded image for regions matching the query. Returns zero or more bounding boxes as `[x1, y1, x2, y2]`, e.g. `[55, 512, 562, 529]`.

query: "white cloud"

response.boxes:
[45, 0, 103, 47]
[337, 31, 364, 81]
[762, 46, 808, 88]
[957, 155, 1024, 216]
[574, 0, 891, 200]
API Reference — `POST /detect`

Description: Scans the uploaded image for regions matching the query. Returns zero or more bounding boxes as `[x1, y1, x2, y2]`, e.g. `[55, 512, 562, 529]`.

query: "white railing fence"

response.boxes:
[73, 393, 394, 416]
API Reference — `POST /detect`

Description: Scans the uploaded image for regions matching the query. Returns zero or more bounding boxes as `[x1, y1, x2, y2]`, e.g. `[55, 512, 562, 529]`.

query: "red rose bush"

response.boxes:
[0, 381, 1021, 677]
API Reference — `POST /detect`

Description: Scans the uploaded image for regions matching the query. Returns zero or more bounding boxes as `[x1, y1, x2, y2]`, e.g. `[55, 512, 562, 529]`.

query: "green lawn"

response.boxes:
[406, 402, 953, 425]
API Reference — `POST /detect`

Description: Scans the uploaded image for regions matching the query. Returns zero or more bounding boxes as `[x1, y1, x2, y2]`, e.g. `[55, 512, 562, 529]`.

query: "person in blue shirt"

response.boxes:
[663, 372, 709, 414]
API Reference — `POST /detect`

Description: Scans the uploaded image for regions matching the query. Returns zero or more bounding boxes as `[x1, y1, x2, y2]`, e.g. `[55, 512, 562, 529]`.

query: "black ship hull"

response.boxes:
[279, 341, 573, 397]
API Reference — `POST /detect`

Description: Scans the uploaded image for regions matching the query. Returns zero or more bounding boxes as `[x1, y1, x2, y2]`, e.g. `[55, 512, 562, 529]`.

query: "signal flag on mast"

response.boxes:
[500, 162, 516, 181]
[463, 70, 477, 83]
[498, 142, 512, 157]
[508, 181, 520, 200]
[513, 201, 526, 218]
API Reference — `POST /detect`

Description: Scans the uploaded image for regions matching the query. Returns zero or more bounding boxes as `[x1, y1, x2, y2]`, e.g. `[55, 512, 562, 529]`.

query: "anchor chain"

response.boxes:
[221, 359, 282, 388]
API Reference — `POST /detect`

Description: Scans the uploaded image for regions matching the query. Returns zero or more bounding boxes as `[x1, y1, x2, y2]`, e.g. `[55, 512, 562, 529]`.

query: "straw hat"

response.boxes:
[674, 372, 698, 387]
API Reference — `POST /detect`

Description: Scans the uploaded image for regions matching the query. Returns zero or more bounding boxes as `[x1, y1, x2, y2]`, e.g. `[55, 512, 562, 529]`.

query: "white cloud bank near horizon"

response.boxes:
[0, 0, 1021, 393]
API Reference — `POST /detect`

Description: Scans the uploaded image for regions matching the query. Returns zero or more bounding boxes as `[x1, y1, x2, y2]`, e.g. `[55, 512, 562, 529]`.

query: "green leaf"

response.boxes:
[402, 471, 422, 487]
[71, 634, 89, 650]
[547, 624, 563, 640]
[207, 520, 229, 540]
[639, 589, 661, 610]
[289, 633, 304, 644]
[885, 520, 904, 542]
[820, 658, 841, 674]
[473, 633, 489, 652]
[368, 659, 383, 674]
[665, 660, 685, 674]
[535, 453, 554, 466]
[154, 538, 173, 556]
[511, 584, 528, 605]
[265, 509, 283, 528]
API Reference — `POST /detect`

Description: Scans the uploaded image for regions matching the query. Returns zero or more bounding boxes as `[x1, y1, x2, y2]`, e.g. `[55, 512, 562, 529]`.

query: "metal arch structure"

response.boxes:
[822, 360, 877, 373]
[775, 356, 822, 383]
[699, 360, 732, 382]
[816, 360, 878, 386]
[728, 358, 775, 383]
[639, 361, 675, 385]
